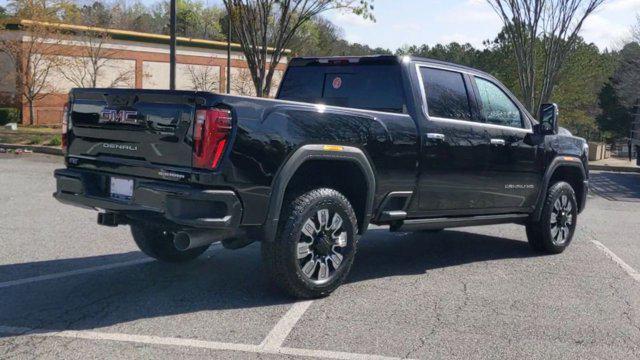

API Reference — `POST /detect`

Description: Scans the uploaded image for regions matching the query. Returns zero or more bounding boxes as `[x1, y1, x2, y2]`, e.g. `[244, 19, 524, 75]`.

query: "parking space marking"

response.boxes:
[0, 258, 153, 289]
[0, 325, 408, 360]
[260, 300, 314, 349]
[592, 240, 640, 282]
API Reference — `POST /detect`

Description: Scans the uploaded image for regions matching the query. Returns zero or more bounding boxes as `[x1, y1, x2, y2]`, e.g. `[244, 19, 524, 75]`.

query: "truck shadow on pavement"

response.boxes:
[0, 229, 541, 337]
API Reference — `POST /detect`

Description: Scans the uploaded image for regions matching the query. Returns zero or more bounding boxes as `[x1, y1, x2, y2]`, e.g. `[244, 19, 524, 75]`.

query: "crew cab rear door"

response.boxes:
[68, 89, 196, 168]
[414, 65, 496, 216]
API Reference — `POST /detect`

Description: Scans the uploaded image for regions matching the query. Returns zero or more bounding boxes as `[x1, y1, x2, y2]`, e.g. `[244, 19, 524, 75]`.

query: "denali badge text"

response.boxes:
[99, 109, 139, 125]
[505, 184, 535, 189]
[103, 143, 138, 151]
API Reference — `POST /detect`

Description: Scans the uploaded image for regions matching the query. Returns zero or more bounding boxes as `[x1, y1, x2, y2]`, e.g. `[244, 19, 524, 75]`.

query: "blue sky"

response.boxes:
[323, 0, 639, 51]
[2, 0, 638, 50]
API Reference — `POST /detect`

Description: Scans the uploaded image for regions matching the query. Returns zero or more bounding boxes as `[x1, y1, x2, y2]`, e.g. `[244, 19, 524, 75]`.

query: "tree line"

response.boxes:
[1, 0, 638, 144]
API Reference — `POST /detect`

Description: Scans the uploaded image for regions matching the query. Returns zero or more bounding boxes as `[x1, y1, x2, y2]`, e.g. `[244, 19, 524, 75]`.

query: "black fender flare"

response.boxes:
[262, 144, 376, 242]
[531, 156, 587, 222]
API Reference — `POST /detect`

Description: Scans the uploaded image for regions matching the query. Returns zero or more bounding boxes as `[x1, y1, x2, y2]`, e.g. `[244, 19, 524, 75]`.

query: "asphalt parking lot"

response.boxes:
[1, 153, 639, 359]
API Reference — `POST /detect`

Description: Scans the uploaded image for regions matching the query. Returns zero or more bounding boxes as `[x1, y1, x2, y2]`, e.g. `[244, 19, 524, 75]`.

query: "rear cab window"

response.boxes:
[277, 58, 407, 114]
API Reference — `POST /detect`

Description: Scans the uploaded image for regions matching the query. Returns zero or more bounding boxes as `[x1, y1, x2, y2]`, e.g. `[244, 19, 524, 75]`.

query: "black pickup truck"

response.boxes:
[54, 55, 589, 298]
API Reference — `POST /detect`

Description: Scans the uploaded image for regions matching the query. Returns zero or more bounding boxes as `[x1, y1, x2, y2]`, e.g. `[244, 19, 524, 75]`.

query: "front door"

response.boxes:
[470, 76, 542, 211]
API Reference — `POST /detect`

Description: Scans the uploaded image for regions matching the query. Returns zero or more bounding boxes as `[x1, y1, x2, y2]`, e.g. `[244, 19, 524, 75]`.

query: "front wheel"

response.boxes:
[262, 188, 358, 298]
[131, 223, 209, 263]
[526, 181, 578, 254]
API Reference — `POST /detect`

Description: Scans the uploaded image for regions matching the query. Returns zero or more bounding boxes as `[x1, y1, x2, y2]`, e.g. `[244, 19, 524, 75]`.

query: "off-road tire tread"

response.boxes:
[526, 181, 577, 254]
[262, 188, 358, 299]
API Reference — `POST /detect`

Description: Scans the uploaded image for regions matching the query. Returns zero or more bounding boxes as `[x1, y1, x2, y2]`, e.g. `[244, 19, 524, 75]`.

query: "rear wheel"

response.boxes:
[131, 223, 209, 262]
[526, 181, 578, 254]
[262, 188, 358, 298]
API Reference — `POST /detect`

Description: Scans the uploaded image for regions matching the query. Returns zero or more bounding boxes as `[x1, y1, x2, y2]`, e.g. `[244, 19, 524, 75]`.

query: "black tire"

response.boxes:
[131, 223, 209, 263]
[526, 181, 578, 254]
[262, 188, 358, 299]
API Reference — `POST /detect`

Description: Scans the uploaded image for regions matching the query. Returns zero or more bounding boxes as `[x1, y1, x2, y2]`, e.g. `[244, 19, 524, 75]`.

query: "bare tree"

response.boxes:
[185, 63, 220, 92]
[222, 0, 374, 97]
[230, 67, 257, 96]
[486, 0, 606, 114]
[59, 30, 134, 88]
[0, 22, 65, 125]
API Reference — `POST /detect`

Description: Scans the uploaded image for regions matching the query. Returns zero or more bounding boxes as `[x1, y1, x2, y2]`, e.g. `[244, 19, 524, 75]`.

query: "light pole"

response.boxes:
[169, 0, 177, 90]
[226, 11, 231, 94]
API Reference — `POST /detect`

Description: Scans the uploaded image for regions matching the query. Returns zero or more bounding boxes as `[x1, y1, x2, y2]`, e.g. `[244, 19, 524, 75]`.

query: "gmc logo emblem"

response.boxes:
[99, 109, 140, 125]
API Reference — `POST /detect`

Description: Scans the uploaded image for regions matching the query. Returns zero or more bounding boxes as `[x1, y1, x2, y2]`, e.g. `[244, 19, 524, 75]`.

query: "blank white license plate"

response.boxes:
[110, 177, 134, 201]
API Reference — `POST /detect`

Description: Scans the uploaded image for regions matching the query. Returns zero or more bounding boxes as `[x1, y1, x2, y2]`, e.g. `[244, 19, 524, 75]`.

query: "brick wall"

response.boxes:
[3, 34, 287, 126]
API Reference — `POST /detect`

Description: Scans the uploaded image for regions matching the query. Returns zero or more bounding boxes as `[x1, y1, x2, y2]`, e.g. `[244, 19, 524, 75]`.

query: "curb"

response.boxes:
[0, 143, 64, 156]
[589, 164, 640, 173]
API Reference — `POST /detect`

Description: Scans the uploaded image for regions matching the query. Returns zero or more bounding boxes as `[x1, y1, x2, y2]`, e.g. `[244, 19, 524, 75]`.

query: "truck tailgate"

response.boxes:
[68, 89, 197, 168]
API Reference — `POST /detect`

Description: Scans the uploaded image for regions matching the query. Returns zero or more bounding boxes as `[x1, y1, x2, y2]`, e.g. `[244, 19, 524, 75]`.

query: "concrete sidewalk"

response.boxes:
[590, 157, 639, 173]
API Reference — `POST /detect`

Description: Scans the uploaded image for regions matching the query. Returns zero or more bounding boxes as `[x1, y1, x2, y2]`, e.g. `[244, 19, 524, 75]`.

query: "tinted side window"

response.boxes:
[474, 77, 523, 128]
[420, 67, 472, 120]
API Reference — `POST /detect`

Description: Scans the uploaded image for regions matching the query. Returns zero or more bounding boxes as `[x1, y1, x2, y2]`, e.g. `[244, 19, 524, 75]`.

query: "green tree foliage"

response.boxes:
[594, 41, 640, 144]
[289, 17, 389, 56]
[0, 6, 9, 20]
[613, 42, 640, 107]
[596, 82, 633, 144]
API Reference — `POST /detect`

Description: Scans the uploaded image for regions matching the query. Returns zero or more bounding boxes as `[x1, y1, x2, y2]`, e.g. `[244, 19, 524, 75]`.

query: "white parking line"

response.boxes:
[260, 300, 314, 349]
[0, 325, 408, 360]
[591, 240, 640, 283]
[0, 244, 223, 289]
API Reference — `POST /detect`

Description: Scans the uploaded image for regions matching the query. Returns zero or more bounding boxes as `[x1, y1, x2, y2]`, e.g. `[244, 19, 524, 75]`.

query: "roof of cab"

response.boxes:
[288, 54, 496, 80]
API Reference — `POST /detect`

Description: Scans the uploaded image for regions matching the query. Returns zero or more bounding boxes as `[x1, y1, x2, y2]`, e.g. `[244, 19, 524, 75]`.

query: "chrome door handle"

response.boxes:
[490, 138, 506, 146]
[426, 133, 445, 141]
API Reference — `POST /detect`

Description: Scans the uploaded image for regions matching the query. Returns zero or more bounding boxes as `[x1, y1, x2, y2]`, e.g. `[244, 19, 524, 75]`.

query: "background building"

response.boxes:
[0, 20, 287, 126]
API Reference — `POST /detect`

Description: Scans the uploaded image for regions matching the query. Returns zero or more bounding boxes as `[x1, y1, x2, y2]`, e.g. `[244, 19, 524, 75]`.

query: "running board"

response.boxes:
[390, 213, 529, 232]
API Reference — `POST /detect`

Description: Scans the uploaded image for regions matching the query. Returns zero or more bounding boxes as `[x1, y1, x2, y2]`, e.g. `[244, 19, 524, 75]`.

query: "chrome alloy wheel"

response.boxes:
[296, 208, 348, 284]
[550, 194, 574, 246]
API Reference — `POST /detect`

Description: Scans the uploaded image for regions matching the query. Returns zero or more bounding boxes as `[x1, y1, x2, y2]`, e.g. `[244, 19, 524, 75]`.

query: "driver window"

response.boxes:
[474, 77, 523, 128]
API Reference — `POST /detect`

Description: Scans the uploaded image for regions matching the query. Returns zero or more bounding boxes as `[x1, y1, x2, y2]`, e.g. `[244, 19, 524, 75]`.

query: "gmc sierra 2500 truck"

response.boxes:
[54, 55, 589, 298]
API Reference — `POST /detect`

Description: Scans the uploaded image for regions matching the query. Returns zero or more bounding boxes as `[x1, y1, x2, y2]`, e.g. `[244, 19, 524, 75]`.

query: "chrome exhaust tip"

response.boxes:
[173, 230, 234, 251]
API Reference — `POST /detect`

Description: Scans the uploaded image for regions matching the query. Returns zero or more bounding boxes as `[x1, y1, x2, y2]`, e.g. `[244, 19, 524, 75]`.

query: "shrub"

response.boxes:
[26, 135, 44, 145]
[0, 108, 19, 126]
[47, 135, 62, 146]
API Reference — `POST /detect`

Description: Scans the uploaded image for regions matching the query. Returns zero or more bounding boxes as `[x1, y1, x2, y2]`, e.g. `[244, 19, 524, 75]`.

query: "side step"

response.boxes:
[390, 213, 529, 232]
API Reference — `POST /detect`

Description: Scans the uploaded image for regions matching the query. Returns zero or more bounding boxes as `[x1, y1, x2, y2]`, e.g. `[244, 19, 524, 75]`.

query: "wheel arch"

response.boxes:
[262, 145, 376, 242]
[532, 156, 587, 222]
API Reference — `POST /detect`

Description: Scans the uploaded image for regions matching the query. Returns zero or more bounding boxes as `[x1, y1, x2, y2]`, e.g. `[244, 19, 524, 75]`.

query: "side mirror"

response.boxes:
[538, 103, 559, 135]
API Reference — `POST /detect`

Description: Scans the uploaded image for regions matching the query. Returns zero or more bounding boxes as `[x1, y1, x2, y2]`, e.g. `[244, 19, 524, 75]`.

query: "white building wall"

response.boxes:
[143, 61, 221, 91]
[0, 51, 17, 94]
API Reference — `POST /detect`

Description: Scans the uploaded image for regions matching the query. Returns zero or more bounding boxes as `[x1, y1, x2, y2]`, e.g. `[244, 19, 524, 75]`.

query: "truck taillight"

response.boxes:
[193, 108, 233, 169]
[61, 103, 69, 149]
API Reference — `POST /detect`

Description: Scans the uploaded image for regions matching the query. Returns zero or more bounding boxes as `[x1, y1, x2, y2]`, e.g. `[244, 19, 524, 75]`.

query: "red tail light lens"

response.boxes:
[61, 102, 69, 149]
[193, 108, 233, 169]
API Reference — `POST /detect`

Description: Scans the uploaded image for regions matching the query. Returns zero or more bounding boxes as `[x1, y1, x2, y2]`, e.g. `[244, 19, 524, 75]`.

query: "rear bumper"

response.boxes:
[53, 168, 243, 229]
